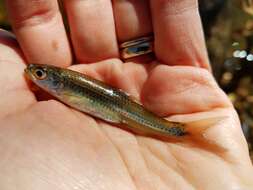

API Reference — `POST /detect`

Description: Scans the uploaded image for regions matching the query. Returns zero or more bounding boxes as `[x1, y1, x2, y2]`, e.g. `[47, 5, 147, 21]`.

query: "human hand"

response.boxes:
[1, 0, 253, 189]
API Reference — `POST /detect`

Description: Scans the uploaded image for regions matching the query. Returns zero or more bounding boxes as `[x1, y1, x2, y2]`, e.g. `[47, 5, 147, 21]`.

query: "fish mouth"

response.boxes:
[24, 67, 29, 75]
[24, 64, 36, 80]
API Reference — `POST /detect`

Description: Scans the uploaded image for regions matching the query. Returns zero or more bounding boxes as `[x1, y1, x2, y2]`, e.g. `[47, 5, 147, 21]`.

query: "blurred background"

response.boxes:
[0, 0, 252, 161]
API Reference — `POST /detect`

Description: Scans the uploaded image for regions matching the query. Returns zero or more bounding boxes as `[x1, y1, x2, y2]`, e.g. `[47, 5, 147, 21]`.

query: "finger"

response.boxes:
[0, 30, 36, 118]
[63, 0, 118, 63]
[112, 0, 153, 42]
[5, 0, 72, 67]
[141, 64, 231, 116]
[150, 0, 210, 70]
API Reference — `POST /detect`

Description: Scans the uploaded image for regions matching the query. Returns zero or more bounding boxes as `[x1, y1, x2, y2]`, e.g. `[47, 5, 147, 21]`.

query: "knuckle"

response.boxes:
[7, 0, 59, 28]
[193, 67, 218, 88]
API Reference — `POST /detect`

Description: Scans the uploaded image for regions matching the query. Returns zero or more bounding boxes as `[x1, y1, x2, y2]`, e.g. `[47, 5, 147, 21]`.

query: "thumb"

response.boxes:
[141, 64, 231, 116]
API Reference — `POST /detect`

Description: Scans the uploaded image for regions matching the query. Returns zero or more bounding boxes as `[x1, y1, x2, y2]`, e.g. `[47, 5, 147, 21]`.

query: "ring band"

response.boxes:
[119, 36, 154, 59]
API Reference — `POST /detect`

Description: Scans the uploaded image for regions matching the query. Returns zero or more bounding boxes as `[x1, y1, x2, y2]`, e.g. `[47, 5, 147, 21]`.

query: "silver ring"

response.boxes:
[119, 36, 154, 59]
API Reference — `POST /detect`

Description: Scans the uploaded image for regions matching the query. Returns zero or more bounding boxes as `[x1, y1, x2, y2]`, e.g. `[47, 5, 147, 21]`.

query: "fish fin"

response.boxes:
[183, 116, 228, 152]
[184, 116, 227, 134]
[118, 89, 141, 104]
[118, 89, 131, 97]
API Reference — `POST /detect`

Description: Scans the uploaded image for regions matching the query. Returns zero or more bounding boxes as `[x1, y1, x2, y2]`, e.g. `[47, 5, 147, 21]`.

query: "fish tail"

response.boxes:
[182, 116, 228, 151]
[184, 116, 225, 134]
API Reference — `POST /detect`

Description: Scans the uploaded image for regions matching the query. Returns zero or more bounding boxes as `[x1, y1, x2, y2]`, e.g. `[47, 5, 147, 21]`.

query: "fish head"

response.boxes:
[25, 64, 64, 93]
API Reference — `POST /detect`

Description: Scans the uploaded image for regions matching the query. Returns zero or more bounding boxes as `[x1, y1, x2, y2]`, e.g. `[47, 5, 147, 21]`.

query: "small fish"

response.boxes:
[25, 64, 221, 139]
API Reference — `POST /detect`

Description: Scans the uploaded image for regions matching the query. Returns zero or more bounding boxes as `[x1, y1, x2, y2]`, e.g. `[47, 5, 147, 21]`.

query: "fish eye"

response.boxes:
[34, 68, 47, 80]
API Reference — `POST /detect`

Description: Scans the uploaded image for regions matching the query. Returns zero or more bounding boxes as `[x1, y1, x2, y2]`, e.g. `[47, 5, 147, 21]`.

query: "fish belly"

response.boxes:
[60, 93, 122, 124]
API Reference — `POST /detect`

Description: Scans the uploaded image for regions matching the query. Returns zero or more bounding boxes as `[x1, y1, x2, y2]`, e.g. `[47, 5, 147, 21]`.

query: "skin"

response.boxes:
[0, 0, 253, 189]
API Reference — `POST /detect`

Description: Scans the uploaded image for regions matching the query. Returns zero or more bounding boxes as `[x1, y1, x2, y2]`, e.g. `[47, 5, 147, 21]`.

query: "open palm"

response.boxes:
[1, 0, 253, 189]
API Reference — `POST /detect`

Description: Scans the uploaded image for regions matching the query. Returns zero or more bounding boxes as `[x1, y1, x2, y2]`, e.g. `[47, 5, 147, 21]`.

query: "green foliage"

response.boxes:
[0, 0, 10, 30]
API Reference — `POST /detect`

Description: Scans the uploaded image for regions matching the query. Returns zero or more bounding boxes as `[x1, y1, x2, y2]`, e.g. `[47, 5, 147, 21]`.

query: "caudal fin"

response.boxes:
[183, 116, 228, 152]
[184, 116, 226, 134]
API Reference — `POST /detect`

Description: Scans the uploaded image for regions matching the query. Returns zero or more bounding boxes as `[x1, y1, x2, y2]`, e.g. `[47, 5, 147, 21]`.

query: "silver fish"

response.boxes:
[25, 64, 220, 138]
